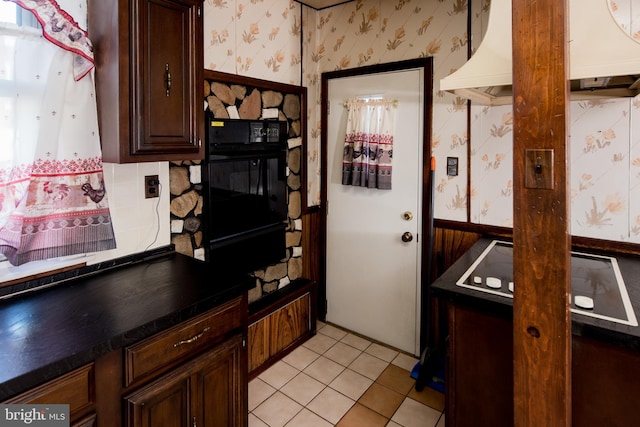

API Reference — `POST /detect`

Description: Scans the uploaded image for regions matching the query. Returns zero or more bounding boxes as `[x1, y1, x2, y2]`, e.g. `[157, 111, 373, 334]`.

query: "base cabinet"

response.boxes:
[2, 295, 247, 427]
[446, 301, 640, 427]
[125, 334, 245, 427]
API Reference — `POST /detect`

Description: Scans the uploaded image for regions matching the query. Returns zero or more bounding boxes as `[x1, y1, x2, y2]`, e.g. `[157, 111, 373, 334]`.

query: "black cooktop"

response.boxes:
[456, 240, 638, 326]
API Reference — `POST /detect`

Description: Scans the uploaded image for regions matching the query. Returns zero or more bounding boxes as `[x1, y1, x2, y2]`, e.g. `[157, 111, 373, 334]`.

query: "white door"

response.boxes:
[326, 69, 423, 355]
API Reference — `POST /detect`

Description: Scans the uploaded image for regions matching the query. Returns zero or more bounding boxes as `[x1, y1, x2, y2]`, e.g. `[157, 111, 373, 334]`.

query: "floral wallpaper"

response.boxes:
[203, 0, 302, 84]
[203, 0, 640, 244]
[312, 0, 469, 214]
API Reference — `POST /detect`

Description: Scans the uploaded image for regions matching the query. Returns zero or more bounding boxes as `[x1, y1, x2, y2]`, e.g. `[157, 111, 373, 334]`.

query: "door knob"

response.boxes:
[403, 211, 413, 221]
[401, 232, 413, 242]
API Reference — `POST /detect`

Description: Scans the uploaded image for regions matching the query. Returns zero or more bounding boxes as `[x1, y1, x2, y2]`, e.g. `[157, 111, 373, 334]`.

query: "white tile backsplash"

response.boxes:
[90, 162, 171, 264]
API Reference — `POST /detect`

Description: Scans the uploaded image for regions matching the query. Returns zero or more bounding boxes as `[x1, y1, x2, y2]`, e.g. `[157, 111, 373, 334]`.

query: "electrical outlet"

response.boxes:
[145, 175, 159, 198]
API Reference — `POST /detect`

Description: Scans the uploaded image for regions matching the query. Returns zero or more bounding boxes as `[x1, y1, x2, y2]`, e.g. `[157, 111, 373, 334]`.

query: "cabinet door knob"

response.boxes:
[165, 63, 172, 96]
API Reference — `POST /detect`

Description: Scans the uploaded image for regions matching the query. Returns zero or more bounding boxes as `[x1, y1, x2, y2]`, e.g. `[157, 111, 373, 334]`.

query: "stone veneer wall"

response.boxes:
[169, 79, 303, 305]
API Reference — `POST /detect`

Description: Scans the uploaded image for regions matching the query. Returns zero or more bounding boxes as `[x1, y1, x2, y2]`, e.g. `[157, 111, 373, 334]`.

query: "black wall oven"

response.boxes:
[203, 115, 288, 277]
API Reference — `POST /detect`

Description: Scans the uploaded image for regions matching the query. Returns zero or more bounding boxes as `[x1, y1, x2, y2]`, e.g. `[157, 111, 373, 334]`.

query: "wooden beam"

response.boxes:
[511, 0, 571, 426]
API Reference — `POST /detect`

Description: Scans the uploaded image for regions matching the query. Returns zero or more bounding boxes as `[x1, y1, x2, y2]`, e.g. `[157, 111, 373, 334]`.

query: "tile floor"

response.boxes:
[249, 321, 446, 427]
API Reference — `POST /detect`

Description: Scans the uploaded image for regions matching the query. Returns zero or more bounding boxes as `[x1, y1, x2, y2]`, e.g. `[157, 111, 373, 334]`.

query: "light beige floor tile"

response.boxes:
[340, 333, 372, 351]
[280, 372, 326, 406]
[329, 368, 373, 401]
[386, 421, 402, 426]
[307, 387, 355, 424]
[390, 397, 442, 427]
[303, 333, 338, 354]
[365, 342, 399, 362]
[285, 408, 333, 427]
[324, 341, 362, 366]
[248, 412, 269, 427]
[248, 378, 277, 411]
[253, 391, 303, 427]
[283, 345, 321, 370]
[391, 352, 419, 372]
[349, 352, 389, 380]
[436, 413, 445, 427]
[317, 320, 326, 330]
[303, 355, 345, 384]
[258, 360, 300, 390]
[249, 413, 269, 427]
[318, 324, 348, 340]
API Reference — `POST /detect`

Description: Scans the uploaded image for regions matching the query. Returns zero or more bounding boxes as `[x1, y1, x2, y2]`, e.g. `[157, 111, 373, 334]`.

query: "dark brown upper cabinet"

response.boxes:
[89, 0, 204, 163]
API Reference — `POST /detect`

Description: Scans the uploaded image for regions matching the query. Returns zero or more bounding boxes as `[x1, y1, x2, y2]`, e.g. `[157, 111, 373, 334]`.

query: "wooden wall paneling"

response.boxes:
[302, 211, 321, 284]
[268, 295, 310, 356]
[511, 0, 571, 426]
[432, 227, 482, 278]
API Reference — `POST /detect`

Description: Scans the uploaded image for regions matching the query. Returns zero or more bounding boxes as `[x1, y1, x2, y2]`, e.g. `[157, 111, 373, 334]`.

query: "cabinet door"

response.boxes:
[125, 374, 192, 427]
[194, 335, 247, 427]
[89, 0, 204, 163]
[132, 0, 203, 157]
[447, 303, 513, 427]
[126, 335, 247, 427]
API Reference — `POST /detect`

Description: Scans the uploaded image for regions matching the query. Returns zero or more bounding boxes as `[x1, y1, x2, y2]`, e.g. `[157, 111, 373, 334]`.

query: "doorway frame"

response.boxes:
[319, 58, 434, 351]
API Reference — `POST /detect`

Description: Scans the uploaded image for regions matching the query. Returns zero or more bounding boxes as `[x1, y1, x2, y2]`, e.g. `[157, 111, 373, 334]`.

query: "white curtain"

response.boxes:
[341, 98, 395, 190]
[0, 0, 115, 266]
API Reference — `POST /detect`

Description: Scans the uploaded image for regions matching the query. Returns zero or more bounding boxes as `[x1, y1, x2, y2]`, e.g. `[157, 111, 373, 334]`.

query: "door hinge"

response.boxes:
[327, 100, 330, 116]
[197, 7, 201, 17]
[242, 337, 247, 348]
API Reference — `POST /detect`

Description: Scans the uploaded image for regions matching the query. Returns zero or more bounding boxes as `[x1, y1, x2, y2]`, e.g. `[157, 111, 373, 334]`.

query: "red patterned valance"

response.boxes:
[8, 0, 94, 80]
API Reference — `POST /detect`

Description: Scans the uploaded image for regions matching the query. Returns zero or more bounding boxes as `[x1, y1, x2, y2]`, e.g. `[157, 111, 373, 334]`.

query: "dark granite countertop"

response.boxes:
[431, 237, 640, 351]
[0, 251, 248, 401]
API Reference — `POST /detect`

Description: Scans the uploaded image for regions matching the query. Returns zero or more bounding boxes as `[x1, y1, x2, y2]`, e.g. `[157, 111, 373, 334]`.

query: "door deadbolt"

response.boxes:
[403, 211, 413, 221]
[401, 232, 413, 242]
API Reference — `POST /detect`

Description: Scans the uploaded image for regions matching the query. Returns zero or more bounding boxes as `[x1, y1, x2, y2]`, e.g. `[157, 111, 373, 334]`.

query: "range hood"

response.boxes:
[440, 0, 640, 105]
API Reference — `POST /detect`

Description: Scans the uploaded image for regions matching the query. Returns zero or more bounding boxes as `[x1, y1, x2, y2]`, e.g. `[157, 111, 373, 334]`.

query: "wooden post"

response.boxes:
[511, 0, 571, 426]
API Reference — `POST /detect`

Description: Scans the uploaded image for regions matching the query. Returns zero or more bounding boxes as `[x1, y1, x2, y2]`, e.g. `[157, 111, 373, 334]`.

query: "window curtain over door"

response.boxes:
[0, 0, 116, 266]
[342, 98, 395, 190]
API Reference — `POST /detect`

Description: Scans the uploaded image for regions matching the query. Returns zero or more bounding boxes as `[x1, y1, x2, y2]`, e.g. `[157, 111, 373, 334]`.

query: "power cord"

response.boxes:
[143, 181, 162, 253]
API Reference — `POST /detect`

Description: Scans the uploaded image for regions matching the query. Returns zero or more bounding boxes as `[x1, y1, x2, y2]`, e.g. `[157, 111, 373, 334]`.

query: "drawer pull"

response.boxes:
[165, 63, 172, 96]
[173, 327, 211, 347]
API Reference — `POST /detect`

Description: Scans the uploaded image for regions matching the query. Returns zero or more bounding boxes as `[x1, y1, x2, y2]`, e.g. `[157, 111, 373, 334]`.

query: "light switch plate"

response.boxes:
[447, 157, 459, 176]
[525, 149, 554, 189]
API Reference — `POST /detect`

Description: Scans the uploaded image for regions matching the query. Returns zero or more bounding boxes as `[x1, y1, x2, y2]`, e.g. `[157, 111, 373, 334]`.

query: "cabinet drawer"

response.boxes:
[3, 364, 94, 416]
[125, 296, 243, 386]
